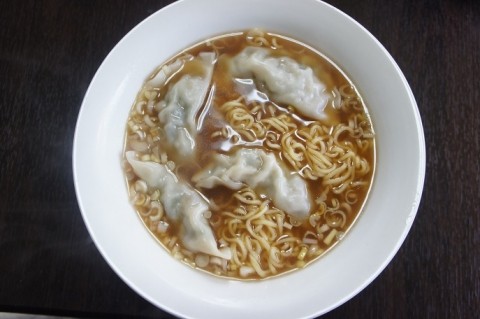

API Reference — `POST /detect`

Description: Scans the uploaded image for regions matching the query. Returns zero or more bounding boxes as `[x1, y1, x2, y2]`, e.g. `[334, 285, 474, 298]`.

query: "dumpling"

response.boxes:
[126, 151, 231, 260]
[192, 148, 311, 221]
[157, 52, 216, 157]
[229, 47, 330, 120]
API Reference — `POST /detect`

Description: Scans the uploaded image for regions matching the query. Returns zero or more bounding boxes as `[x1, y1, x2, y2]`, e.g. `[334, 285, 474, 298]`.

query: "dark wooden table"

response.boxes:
[0, 0, 478, 318]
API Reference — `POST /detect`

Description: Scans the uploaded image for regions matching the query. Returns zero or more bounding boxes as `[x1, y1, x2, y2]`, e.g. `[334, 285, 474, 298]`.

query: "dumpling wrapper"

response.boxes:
[157, 52, 215, 157]
[192, 148, 311, 221]
[146, 54, 192, 88]
[229, 47, 330, 120]
[126, 151, 231, 260]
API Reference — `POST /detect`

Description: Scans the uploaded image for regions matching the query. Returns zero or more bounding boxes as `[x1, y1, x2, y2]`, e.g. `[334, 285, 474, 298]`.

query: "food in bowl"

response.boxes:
[122, 29, 375, 279]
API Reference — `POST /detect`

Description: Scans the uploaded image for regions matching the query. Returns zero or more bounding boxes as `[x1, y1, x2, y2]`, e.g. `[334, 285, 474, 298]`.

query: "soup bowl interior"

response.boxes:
[73, 0, 425, 318]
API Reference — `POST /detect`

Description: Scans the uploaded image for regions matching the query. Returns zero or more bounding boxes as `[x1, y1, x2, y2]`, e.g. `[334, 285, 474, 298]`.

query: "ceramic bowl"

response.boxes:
[73, 0, 425, 318]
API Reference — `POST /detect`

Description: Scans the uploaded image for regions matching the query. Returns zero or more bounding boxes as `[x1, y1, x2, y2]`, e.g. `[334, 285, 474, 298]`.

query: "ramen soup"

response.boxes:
[122, 29, 375, 280]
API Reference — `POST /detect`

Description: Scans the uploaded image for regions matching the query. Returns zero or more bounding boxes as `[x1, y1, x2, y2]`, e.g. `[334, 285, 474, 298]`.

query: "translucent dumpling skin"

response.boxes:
[157, 52, 216, 157]
[126, 151, 231, 260]
[229, 47, 330, 120]
[192, 148, 311, 221]
[146, 54, 190, 89]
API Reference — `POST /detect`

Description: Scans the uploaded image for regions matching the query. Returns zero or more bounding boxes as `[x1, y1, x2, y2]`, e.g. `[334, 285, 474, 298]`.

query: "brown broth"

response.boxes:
[123, 30, 375, 280]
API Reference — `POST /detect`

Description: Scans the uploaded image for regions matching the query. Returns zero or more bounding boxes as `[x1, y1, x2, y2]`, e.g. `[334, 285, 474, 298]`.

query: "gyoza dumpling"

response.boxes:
[126, 151, 231, 260]
[192, 148, 311, 221]
[229, 47, 330, 120]
[157, 52, 216, 157]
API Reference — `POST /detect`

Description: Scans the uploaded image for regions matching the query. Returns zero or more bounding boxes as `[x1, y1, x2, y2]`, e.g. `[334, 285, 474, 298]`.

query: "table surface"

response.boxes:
[0, 0, 478, 318]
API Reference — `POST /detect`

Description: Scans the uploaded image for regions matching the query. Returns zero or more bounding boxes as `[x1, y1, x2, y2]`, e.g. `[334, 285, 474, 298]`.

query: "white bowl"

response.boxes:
[73, 0, 426, 318]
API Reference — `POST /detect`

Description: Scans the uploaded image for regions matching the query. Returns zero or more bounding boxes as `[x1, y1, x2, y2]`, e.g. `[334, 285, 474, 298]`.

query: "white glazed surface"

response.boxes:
[73, 0, 426, 318]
